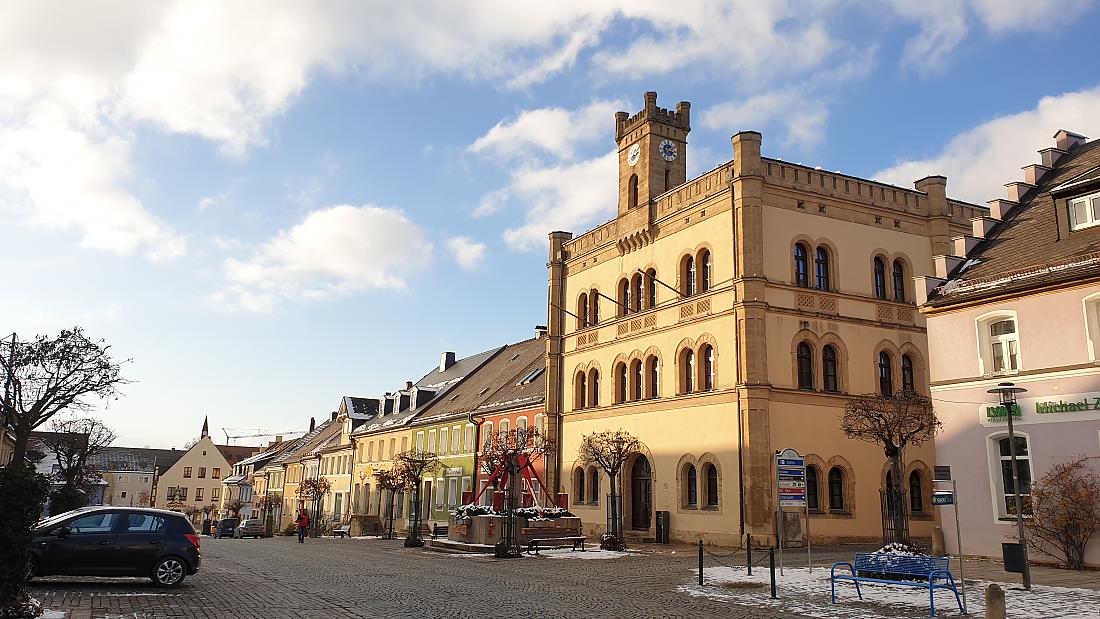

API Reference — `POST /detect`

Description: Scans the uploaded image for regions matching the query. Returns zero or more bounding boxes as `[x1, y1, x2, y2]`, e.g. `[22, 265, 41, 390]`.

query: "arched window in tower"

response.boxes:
[577, 293, 588, 329]
[628, 174, 639, 210]
[815, 247, 831, 291]
[631, 359, 643, 401]
[590, 289, 599, 324]
[588, 368, 600, 407]
[797, 342, 814, 390]
[619, 278, 631, 316]
[632, 274, 644, 313]
[699, 249, 712, 293]
[794, 243, 809, 287]
[893, 260, 906, 302]
[901, 354, 915, 392]
[682, 348, 695, 393]
[646, 356, 659, 398]
[615, 362, 628, 404]
[575, 372, 587, 409]
[664, 169, 671, 192]
[823, 345, 839, 393]
[646, 268, 657, 309]
[683, 256, 696, 297]
[873, 257, 888, 299]
[878, 351, 894, 395]
[700, 344, 715, 391]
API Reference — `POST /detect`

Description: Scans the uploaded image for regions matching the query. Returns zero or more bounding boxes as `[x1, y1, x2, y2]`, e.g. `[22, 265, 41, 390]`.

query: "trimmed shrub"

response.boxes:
[47, 485, 86, 516]
[0, 464, 49, 618]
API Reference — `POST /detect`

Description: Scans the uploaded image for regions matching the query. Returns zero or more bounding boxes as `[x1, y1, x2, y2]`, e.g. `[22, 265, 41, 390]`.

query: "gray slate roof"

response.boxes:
[87, 447, 186, 473]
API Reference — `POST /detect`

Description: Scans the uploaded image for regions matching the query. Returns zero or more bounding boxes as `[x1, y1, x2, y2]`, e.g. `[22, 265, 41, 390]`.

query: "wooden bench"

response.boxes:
[431, 524, 449, 539]
[331, 523, 352, 538]
[831, 552, 963, 617]
[522, 528, 586, 555]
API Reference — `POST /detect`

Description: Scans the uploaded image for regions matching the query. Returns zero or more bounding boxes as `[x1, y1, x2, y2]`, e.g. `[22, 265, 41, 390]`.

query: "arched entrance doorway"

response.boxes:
[630, 456, 652, 531]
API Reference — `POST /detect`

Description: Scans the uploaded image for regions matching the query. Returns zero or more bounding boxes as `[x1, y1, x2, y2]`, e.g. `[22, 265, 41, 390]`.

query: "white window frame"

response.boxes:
[975, 310, 1021, 376]
[1082, 292, 1100, 361]
[986, 431, 1034, 522]
[1068, 191, 1100, 231]
[415, 432, 425, 452]
[451, 425, 461, 453]
[438, 428, 448, 455]
[464, 423, 475, 452]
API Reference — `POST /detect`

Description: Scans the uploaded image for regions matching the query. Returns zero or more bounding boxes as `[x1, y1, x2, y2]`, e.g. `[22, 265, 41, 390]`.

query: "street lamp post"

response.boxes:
[987, 382, 1031, 590]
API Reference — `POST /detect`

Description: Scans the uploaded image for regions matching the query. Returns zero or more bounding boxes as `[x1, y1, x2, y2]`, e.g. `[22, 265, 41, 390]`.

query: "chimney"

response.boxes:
[405, 380, 413, 391]
[274, 435, 283, 444]
[309, 417, 316, 432]
[331, 411, 338, 422]
[439, 351, 456, 372]
[535, 325, 548, 339]
[1054, 129, 1088, 151]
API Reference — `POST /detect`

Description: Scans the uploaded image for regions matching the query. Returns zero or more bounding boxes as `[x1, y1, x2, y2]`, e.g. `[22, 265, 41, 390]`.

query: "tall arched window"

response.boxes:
[909, 471, 924, 513]
[892, 260, 906, 302]
[815, 247, 831, 291]
[683, 256, 697, 296]
[628, 174, 638, 210]
[588, 468, 600, 503]
[615, 362, 628, 404]
[682, 348, 695, 393]
[631, 359, 643, 401]
[828, 467, 845, 511]
[794, 243, 809, 287]
[577, 293, 589, 329]
[823, 345, 839, 393]
[685, 464, 698, 507]
[878, 351, 893, 395]
[573, 468, 585, 504]
[705, 464, 719, 507]
[873, 257, 888, 299]
[645, 268, 657, 309]
[797, 342, 814, 390]
[806, 466, 820, 511]
[590, 289, 599, 324]
[646, 356, 660, 398]
[632, 274, 644, 313]
[619, 278, 631, 316]
[701, 344, 715, 391]
[588, 368, 600, 407]
[901, 354, 915, 392]
[575, 372, 587, 409]
[699, 249, 712, 293]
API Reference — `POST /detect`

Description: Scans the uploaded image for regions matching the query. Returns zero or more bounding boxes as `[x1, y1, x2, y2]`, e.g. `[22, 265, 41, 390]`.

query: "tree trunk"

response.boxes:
[890, 450, 907, 545]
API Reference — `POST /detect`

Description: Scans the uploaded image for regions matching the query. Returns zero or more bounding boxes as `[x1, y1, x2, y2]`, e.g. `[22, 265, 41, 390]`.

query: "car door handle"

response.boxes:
[96, 541, 112, 546]
[148, 541, 163, 545]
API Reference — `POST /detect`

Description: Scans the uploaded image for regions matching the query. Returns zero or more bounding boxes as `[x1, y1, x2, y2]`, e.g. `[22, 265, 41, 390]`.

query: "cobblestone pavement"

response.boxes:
[31, 536, 811, 619]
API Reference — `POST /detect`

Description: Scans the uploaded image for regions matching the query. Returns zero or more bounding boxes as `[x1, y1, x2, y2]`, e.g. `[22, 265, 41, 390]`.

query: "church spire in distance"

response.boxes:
[201, 415, 209, 438]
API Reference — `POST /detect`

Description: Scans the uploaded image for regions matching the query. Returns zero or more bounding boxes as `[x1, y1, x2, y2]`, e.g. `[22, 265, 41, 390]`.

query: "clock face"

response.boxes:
[627, 143, 641, 166]
[659, 139, 678, 161]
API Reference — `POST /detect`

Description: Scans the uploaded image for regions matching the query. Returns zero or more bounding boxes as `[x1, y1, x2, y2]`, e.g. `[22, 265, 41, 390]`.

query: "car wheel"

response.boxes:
[151, 557, 187, 587]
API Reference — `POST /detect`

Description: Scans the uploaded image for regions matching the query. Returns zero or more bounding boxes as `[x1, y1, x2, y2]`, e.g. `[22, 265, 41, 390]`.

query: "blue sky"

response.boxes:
[2, 1, 1099, 447]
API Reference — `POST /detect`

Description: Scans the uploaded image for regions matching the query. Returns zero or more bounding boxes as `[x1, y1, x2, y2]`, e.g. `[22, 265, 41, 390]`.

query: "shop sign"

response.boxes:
[977, 390, 1100, 427]
[932, 492, 954, 506]
[445, 467, 464, 476]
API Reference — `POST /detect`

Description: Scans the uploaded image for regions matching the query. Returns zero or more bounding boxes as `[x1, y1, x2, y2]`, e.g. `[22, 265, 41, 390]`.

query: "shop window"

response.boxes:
[993, 435, 1032, 517]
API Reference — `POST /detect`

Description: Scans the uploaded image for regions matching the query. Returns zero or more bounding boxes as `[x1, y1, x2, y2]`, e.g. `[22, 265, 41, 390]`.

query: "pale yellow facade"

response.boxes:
[102, 470, 154, 507]
[548, 92, 980, 546]
[152, 436, 231, 517]
[350, 424, 410, 518]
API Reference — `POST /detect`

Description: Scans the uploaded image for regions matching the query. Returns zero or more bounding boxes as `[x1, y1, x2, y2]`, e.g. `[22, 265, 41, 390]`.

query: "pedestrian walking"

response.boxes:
[296, 508, 309, 543]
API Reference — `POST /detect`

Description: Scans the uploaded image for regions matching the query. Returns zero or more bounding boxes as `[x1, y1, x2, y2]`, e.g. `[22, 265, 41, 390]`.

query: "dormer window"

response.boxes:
[1068, 191, 1100, 230]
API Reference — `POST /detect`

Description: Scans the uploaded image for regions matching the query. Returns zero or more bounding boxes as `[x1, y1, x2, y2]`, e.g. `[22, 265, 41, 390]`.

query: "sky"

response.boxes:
[3, 0, 1100, 448]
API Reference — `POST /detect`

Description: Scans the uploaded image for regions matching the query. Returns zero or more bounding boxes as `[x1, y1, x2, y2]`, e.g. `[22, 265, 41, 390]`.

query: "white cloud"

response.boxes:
[874, 86, 1100, 204]
[703, 91, 828, 150]
[214, 204, 432, 312]
[469, 99, 623, 162]
[447, 237, 488, 270]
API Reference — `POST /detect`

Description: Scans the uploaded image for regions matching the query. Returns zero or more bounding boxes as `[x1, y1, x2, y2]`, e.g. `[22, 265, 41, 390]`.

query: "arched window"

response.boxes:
[645, 268, 657, 309]
[806, 466, 820, 511]
[828, 467, 845, 511]
[797, 342, 814, 390]
[815, 247, 831, 291]
[794, 243, 809, 287]
[615, 362, 628, 404]
[909, 471, 924, 513]
[646, 356, 660, 398]
[631, 359, 643, 401]
[588, 368, 600, 407]
[590, 289, 599, 324]
[685, 464, 698, 507]
[573, 468, 585, 504]
[632, 274, 644, 313]
[873, 257, 888, 299]
[628, 174, 638, 210]
[878, 351, 893, 395]
[575, 372, 587, 409]
[901, 354, 915, 392]
[700, 344, 715, 391]
[892, 260, 906, 302]
[699, 250, 712, 293]
[823, 345, 839, 393]
[588, 468, 600, 504]
[705, 464, 719, 507]
[681, 348, 695, 393]
[577, 293, 588, 329]
[619, 278, 631, 316]
[683, 256, 697, 296]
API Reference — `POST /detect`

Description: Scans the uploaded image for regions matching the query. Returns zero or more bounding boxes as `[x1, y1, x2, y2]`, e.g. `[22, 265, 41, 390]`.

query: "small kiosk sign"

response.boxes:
[776, 449, 806, 508]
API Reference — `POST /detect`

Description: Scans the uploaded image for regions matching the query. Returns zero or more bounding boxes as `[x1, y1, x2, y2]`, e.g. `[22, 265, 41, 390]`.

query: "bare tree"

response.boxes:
[0, 328, 128, 463]
[225, 499, 245, 517]
[578, 429, 641, 550]
[39, 417, 117, 488]
[393, 449, 440, 547]
[479, 425, 554, 495]
[842, 390, 940, 545]
[137, 490, 151, 507]
[374, 468, 403, 539]
[1022, 457, 1100, 570]
[297, 477, 331, 536]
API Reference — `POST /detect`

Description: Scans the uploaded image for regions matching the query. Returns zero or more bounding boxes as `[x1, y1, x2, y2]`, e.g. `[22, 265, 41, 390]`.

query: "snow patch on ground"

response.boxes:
[679, 566, 1100, 618]
[542, 548, 631, 560]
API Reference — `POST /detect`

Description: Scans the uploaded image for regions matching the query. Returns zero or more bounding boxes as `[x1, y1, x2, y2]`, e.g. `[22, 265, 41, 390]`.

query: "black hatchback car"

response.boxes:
[31, 506, 201, 586]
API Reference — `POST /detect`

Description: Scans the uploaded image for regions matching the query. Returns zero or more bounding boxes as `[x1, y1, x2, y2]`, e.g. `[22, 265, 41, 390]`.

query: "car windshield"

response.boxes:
[35, 507, 97, 531]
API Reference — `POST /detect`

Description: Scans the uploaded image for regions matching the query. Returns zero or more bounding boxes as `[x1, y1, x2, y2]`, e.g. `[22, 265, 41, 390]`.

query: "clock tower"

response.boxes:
[614, 91, 690, 216]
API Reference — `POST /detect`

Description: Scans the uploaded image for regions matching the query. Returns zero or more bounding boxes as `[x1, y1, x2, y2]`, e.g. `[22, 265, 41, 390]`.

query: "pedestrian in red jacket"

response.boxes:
[296, 509, 309, 543]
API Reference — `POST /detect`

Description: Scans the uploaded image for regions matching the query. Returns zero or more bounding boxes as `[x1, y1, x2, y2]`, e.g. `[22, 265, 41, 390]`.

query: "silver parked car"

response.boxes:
[233, 518, 265, 539]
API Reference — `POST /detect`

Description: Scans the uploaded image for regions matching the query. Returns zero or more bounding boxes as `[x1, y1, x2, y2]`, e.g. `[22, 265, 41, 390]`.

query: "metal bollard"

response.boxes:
[769, 547, 777, 599]
[747, 533, 753, 576]
[698, 540, 704, 586]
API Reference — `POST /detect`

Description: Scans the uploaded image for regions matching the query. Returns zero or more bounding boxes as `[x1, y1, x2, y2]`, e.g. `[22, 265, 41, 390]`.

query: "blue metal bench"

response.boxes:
[831, 552, 964, 617]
